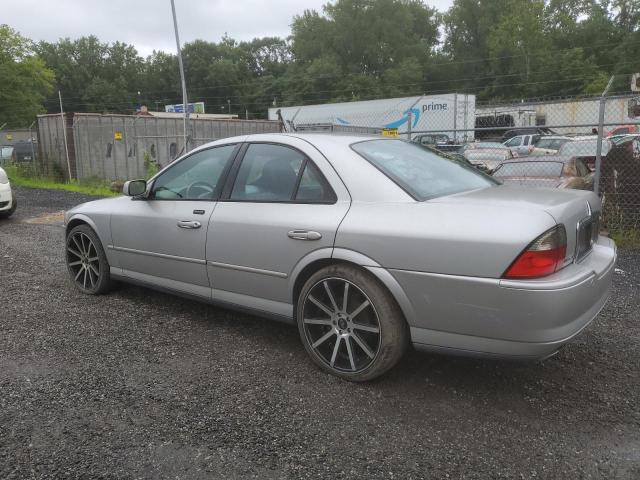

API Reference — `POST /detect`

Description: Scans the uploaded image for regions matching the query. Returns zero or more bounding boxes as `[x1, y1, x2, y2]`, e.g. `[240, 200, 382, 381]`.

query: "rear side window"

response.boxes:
[352, 139, 497, 200]
[295, 162, 336, 203]
[231, 144, 304, 201]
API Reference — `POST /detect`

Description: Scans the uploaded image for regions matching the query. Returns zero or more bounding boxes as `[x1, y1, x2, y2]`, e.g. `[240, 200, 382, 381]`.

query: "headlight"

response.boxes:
[0, 167, 9, 184]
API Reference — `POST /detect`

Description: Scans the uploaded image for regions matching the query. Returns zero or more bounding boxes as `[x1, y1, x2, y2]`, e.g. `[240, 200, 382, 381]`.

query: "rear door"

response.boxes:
[206, 138, 351, 317]
[110, 144, 239, 298]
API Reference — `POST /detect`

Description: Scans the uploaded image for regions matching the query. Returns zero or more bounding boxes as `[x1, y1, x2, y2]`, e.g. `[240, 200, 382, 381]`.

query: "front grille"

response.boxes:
[0, 201, 8, 208]
[575, 212, 599, 262]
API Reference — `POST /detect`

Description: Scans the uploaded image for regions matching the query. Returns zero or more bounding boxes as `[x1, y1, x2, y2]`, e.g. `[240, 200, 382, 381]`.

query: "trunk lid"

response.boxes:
[434, 185, 600, 265]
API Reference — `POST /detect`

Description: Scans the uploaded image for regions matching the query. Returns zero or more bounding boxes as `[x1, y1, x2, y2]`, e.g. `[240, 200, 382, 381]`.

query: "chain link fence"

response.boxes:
[3, 84, 639, 235]
[273, 90, 640, 234]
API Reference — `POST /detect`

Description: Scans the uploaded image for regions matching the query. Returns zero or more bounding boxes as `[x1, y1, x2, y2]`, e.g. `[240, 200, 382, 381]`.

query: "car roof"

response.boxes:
[194, 132, 416, 203]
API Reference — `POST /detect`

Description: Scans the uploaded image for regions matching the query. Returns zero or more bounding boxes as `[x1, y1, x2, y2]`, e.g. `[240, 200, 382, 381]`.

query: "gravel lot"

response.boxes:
[1, 186, 639, 479]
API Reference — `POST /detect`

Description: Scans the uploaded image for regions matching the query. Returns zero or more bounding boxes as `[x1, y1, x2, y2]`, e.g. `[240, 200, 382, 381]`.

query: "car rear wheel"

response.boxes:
[297, 264, 408, 381]
[65, 224, 113, 294]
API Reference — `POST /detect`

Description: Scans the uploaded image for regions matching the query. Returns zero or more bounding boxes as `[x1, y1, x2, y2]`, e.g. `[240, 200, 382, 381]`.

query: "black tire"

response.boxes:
[65, 224, 114, 294]
[0, 191, 16, 219]
[296, 264, 409, 381]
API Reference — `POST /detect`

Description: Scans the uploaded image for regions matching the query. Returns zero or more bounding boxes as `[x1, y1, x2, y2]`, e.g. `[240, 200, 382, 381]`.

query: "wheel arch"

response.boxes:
[66, 213, 99, 236]
[65, 213, 118, 267]
[289, 248, 417, 330]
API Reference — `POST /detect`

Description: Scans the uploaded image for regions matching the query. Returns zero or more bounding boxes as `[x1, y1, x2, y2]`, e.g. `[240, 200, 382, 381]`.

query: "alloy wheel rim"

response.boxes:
[302, 277, 381, 373]
[67, 232, 100, 290]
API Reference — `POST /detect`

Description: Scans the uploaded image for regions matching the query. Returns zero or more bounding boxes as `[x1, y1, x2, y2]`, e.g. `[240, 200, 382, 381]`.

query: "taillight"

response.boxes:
[503, 225, 567, 279]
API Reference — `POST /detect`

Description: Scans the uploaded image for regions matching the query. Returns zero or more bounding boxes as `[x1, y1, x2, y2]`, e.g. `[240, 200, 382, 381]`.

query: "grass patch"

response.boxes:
[609, 229, 640, 250]
[4, 164, 119, 197]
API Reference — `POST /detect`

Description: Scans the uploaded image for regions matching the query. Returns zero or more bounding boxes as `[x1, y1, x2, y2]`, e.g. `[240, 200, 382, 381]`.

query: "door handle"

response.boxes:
[177, 220, 202, 229]
[287, 230, 322, 241]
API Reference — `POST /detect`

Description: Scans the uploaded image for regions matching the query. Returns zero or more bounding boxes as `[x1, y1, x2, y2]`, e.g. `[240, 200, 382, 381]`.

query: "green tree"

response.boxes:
[0, 25, 55, 127]
[288, 0, 439, 104]
[37, 36, 144, 113]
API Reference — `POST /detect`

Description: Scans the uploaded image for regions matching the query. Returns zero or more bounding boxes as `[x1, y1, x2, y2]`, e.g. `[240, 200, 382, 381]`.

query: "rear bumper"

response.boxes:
[0, 183, 13, 211]
[391, 237, 617, 359]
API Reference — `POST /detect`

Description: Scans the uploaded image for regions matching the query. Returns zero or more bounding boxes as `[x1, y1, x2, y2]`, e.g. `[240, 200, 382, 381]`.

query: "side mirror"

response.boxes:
[123, 179, 147, 197]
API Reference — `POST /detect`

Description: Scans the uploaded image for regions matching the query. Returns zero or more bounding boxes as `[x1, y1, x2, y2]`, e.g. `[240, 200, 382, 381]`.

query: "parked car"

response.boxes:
[64, 134, 616, 381]
[1, 145, 14, 165]
[412, 133, 451, 146]
[503, 134, 540, 156]
[556, 138, 612, 171]
[607, 125, 639, 138]
[529, 135, 573, 156]
[500, 127, 555, 142]
[610, 133, 640, 147]
[0, 166, 17, 218]
[412, 134, 462, 154]
[492, 157, 594, 190]
[11, 141, 36, 162]
[461, 142, 515, 172]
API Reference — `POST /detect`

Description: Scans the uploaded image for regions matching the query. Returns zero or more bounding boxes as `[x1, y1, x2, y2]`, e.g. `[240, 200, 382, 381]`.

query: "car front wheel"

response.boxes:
[65, 224, 113, 294]
[297, 264, 409, 381]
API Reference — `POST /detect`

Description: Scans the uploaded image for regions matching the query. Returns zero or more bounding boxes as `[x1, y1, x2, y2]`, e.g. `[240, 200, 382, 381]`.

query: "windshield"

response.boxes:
[559, 139, 610, 156]
[535, 138, 569, 150]
[494, 161, 564, 178]
[351, 139, 497, 200]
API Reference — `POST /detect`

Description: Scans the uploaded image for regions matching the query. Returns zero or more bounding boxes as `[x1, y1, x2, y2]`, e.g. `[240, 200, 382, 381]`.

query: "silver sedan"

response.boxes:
[64, 134, 616, 381]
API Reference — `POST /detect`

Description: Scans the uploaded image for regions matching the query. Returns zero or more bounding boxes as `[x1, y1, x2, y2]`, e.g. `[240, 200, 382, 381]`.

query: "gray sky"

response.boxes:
[5, 0, 453, 57]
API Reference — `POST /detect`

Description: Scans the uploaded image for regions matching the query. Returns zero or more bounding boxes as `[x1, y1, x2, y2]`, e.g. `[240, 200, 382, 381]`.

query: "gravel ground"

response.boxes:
[0, 186, 639, 479]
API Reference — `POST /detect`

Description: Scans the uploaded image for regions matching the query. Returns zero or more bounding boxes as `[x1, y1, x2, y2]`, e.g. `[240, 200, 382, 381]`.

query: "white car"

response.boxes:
[529, 135, 572, 156]
[0, 167, 16, 218]
[502, 134, 539, 156]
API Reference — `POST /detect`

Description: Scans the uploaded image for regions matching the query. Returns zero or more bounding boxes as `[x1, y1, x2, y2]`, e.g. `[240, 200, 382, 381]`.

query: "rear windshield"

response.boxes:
[351, 139, 497, 200]
[494, 161, 564, 178]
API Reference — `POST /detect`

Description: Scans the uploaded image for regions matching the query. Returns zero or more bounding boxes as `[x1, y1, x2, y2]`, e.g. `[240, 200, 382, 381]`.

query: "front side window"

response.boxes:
[151, 144, 236, 200]
[230, 144, 305, 201]
[352, 139, 497, 200]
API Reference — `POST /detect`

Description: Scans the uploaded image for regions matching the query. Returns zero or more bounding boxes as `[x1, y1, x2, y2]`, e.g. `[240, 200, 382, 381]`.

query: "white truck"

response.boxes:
[268, 93, 476, 143]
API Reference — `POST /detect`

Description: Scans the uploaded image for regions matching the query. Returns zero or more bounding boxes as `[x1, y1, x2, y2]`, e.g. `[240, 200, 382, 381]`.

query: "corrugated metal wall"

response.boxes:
[37, 113, 280, 180]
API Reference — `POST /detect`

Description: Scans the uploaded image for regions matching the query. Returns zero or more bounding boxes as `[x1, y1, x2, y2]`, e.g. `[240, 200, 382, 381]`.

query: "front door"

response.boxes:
[206, 140, 351, 318]
[110, 144, 238, 298]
